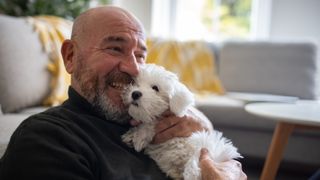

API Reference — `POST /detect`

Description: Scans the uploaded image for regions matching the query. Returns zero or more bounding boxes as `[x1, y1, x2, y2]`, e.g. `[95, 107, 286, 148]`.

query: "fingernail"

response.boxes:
[201, 148, 208, 154]
[199, 148, 209, 161]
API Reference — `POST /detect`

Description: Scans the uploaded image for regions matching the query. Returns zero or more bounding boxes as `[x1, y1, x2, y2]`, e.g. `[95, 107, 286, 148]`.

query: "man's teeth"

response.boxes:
[111, 82, 126, 89]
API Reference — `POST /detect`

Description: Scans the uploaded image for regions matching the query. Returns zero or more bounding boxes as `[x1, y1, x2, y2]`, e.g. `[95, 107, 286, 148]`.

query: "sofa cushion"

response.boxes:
[17, 106, 48, 115]
[0, 15, 51, 113]
[195, 95, 277, 130]
[219, 41, 318, 99]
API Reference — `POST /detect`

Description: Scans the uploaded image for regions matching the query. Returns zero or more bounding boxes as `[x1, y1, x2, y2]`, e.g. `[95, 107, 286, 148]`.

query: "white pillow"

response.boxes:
[0, 15, 51, 113]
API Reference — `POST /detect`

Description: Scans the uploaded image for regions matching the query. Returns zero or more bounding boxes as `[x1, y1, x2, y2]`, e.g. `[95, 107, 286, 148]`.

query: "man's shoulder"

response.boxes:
[17, 105, 76, 133]
[9, 105, 88, 150]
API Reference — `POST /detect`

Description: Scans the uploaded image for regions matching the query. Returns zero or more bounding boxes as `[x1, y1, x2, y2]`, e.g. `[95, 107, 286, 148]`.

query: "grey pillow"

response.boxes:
[219, 41, 318, 99]
[0, 15, 51, 113]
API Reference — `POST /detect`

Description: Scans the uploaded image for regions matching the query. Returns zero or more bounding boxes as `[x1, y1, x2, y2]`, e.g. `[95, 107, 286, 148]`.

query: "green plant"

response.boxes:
[201, 0, 252, 38]
[0, 0, 109, 20]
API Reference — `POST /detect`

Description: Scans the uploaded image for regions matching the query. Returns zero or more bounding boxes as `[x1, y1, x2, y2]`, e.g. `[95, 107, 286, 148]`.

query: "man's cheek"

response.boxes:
[107, 89, 125, 108]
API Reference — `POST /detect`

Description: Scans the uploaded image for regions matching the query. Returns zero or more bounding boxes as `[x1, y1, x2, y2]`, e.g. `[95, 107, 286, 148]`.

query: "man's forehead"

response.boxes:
[101, 34, 147, 50]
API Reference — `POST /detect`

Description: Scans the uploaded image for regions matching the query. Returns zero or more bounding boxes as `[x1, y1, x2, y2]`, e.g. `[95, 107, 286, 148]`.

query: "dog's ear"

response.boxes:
[169, 82, 194, 117]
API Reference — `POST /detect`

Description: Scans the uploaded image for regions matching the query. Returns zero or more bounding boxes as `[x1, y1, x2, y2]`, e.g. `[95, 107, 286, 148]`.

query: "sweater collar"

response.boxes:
[65, 87, 132, 127]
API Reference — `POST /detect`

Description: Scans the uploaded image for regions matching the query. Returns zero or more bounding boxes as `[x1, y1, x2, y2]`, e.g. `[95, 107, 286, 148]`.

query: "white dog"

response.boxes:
[122, 64, 241, 180]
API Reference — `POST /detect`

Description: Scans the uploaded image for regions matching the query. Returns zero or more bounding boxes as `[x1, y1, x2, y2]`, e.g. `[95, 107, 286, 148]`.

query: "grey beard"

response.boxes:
[92, 89, 131, 124]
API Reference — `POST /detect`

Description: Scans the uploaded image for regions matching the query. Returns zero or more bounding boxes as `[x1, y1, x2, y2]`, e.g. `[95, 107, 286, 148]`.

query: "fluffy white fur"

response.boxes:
[122, 64, 241, 180]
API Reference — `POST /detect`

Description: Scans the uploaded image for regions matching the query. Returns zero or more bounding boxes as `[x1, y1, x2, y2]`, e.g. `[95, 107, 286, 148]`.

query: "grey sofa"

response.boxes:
[1, 15, 319, 171]
[197, 41, 320, 171]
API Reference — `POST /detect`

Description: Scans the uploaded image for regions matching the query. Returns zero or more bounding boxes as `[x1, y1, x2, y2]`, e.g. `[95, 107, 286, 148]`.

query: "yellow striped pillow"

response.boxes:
[28, 16, 72, 106]
[146, 38, 225, 95]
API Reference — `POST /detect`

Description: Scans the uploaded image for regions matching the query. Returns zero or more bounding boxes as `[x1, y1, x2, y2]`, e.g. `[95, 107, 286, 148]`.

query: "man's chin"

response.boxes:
[104, 111, 131, 124]
[106, 89, 129, 109]
[107, 87, 125, 102]
[96, 94, 130, 124]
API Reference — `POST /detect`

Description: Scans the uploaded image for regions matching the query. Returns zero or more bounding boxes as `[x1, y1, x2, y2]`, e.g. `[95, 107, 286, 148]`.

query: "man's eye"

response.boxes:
[107, 47, 122, 52]
[152, 85, 159, 92]
[135, 54, 146, 61]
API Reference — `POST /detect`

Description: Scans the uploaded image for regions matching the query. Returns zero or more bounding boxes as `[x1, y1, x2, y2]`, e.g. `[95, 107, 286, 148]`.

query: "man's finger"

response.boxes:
[153, 117, 197, 144]
[153, 125, 177, 144]
[154, 116, 180, 134]
[162, 110, 174, 117]
[199, 148, 219, 180]
[200, 148, 210, 161]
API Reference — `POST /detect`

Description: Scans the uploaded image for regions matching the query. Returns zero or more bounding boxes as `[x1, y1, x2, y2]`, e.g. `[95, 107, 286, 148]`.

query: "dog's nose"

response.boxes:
[132, 91, 142, 100]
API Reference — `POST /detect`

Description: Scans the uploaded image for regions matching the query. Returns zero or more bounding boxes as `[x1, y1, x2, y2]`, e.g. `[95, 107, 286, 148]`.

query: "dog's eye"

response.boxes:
[152, 85, 159, 92]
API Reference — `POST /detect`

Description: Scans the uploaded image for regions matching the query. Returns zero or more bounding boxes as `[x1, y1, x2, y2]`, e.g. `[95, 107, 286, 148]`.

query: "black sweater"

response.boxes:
[0, 87, 168, 180]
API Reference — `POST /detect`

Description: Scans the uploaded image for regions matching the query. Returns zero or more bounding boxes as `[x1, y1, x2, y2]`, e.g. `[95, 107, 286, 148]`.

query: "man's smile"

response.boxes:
[110, 82, 127, 90]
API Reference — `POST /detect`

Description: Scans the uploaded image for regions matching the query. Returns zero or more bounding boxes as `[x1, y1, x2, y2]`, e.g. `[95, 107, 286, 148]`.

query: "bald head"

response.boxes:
[61, 6, 148, 116]
[71, 6, 145, 44]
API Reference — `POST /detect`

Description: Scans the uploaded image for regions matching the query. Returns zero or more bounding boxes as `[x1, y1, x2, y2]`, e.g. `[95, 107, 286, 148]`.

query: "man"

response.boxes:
[0, 6, 246, 180]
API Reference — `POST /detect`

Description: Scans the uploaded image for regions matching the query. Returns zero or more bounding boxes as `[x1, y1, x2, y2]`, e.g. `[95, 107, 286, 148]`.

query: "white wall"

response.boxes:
[269, 0, 320, 43]
[269, 0, 320, 96]
[113, 0, 152, 35]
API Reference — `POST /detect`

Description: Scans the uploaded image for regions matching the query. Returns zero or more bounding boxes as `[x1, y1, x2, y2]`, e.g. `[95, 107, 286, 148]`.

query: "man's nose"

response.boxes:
[119, 54, 140, 76]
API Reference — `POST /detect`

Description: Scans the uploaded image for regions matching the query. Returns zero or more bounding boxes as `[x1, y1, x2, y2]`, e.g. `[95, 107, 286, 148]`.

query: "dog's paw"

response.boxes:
[122, 132, 134, 147]
[133, 139, 149, 152]
[122, 124, 155, 152]
[132, 127, 155, 152]
[123, 132, 148, 152]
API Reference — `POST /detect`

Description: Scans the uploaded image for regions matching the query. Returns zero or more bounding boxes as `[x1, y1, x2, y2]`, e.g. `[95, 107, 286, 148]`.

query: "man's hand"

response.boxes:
[152, 107, 213, 144]
[199, 148, 247, 180]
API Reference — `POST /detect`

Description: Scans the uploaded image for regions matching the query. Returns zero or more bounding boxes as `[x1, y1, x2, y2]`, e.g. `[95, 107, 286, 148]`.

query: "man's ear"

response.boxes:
[61, 39, 74, 74]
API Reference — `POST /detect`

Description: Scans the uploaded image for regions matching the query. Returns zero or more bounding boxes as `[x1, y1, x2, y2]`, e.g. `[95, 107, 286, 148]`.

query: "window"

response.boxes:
[151, 0, 272, 41]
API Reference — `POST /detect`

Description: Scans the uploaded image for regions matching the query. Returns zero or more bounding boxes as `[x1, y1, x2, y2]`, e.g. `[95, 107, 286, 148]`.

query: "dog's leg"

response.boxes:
[183, 152, 201, 180]
[132, 123, 155, 151]
[122, 123, 156, 152]
[122, 128, 136, 147]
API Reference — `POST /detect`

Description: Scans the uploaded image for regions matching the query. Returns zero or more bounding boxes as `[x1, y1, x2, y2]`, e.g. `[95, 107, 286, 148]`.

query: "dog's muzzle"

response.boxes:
[132, 91, 142, 100]
[131, 91, 142, 106]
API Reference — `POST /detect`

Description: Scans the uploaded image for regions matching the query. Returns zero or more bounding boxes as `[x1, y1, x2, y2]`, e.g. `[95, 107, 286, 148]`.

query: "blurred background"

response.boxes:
[1, 1, 319, 179]
[1, 0, 319, 43]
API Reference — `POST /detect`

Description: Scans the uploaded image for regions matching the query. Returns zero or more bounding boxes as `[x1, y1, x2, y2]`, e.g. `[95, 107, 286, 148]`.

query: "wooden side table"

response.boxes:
[245, 101, 320, 180]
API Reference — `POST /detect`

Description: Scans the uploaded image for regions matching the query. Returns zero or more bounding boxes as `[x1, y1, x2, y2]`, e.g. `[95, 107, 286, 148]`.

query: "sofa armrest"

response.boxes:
[0, 114, 28, 157]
